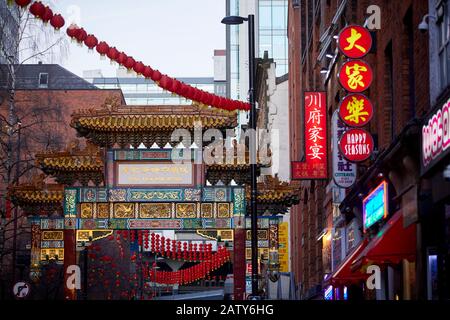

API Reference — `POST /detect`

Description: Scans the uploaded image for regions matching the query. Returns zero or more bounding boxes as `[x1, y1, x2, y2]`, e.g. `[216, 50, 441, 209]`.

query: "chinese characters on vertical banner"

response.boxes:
[337, 25, 375, 164]
[292, 92, 328, 179]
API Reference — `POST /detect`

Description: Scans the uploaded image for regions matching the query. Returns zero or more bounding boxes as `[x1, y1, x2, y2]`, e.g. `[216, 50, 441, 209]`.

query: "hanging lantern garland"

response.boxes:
[14, 1, 250, 112]
[150, 246, 231, 285]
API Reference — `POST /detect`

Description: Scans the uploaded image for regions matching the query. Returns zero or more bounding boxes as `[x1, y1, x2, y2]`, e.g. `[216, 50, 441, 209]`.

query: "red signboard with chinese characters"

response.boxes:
[339, 128, 374, 162]
[292, 92, 328, 180]
[338, 25, 373, 59]
[339, 94, 373, 127]
[339, 59, 373, 93]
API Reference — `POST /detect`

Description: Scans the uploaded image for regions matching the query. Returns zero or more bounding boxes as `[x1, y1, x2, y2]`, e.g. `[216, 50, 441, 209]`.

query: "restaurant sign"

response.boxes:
[292, 92, 328, 180]
[422, 97, 450, 174]
[339, 128, 374, 163]
[332, 111, 357, 188]
[338, 25, 373, 59]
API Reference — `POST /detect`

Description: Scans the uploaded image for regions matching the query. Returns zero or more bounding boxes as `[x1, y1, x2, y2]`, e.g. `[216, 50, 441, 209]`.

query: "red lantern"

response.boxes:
[171, 79, 182, 94]
[50, 14, 64, 30]
[143, 66, 153, 78]
[107, 47, 119, 61]
[76, 28, 88, 43]
[193, 243, 198, 261]
[159, 75, 172, 90]
[41, 6, 53, 23]
[166, 238, 171, 258]
[15, 0, 31, 8]
[133, 61, 145, 75]
[151, 70, 162, 82]
[155, 234, 161, 254]
[211, 95, 220, 108]
[66, 24, 79, 39]
[179, 83, 188, 96]
[29, 1, 45, 18]
[116, 52, 128, 65]
[124, 56, 136, 70]
[150, 233, 155, 252]
[171, 240, 177, 260]
[199, 244, 204, 261]
[84, 34, 98, 50]
[161, 236, 166, 256]
[96, 41, 109, 56]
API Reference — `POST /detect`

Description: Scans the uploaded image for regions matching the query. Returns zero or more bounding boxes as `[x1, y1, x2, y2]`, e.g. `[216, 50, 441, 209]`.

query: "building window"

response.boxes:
[38, 73, 48, 88]
[437, 0, 450, 91]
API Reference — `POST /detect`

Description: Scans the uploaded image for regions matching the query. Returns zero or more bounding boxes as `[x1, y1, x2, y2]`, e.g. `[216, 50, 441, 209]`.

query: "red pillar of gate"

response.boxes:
[64, 229, 77, 300]
[233, 228, 246, 300]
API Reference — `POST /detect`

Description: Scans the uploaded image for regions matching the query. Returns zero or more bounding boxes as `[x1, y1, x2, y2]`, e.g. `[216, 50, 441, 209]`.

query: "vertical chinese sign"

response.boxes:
[278, 222, 289, 272]
[332, 111, 357, 188]
[337, 25, 375, 163]
[292, 92, 328, 180]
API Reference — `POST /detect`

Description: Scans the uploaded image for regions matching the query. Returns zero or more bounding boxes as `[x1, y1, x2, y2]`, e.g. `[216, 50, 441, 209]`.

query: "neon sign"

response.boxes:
[422, 98, 450, 170]
[324, 285, 333, 300]
[292, 92, 328, 180]
[363, 181, 388, 232]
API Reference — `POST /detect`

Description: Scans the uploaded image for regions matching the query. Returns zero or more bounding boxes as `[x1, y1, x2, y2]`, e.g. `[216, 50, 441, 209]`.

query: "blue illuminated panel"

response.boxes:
[363, 181, 388, 232]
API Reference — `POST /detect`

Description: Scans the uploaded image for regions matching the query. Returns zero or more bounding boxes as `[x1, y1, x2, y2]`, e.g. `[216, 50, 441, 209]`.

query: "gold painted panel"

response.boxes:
[80, 203, 93, 219]
[175, 203, 197, 218]
[217, 203, 230, 218]
[246, 230, 269, 241]
[42, 231, 63, 241]
[139, 203, 172, 218]
[114, 203, 135, 219]
[201, 203, 213, 218]
[97, 203, 110, 219]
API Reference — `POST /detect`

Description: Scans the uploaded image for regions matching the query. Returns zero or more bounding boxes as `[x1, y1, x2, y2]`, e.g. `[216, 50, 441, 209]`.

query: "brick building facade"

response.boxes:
[288, 0, 430, 300]
[0, 64, 124, 298]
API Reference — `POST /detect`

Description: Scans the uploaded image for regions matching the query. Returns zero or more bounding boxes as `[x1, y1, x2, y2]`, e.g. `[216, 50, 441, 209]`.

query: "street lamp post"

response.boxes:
[222, 14, 259, 298]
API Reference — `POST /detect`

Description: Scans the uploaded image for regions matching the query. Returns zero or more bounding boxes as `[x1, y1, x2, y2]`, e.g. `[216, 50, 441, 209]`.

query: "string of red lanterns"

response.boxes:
[13, 1, 251, 112]
[149, 246, 230, 285]
[141, 231, 213, 262]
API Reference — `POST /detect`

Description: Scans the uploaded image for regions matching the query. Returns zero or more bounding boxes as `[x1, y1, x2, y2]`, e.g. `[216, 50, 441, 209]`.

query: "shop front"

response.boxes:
[420, 96, 450, 300]
[329, 122, 422, 300]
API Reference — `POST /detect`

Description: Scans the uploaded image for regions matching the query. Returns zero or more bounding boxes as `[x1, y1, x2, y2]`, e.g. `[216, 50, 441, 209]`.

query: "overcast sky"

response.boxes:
[52, 0, 226, 78]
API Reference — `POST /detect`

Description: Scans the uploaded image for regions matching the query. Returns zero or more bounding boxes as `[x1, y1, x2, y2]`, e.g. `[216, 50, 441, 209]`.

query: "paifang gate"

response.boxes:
[10, 99, 299, 300]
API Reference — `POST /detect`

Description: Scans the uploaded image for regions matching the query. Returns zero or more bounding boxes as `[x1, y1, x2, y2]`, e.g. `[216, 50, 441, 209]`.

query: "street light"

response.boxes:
[222, 14, 259, 298]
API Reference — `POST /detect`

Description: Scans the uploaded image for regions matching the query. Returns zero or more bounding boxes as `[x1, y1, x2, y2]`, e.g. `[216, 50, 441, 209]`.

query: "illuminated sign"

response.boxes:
[324, 285, 333, 300]
[422, 98, 450, 172]
[339, 128, 374, 162]
[339, 60, 373, 93]
[117, 162, 193, 186]
[363, 181, 388, 232]
[339, 94, 373, 128]
[332, 111, 357, 188]
[292, 92, 328, 179]
[338, 25, 373, 59]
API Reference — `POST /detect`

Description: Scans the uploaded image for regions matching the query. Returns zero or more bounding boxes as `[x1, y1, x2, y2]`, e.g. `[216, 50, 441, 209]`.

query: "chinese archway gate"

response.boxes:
[9, 98, 299, 300]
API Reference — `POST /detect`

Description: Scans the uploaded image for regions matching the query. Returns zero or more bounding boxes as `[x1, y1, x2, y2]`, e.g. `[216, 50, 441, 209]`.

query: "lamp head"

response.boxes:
[418, 20, 429, 32]
[221, 16, 248, 25]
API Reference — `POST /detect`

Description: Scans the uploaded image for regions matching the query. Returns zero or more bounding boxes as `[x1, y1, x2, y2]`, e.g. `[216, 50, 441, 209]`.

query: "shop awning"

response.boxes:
[351, 210, 416, 271]
[329, 238, 369, 286]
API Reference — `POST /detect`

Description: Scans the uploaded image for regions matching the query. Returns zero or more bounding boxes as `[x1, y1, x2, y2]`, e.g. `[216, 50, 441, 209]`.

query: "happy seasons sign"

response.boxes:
[339, 128, 374, 162]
